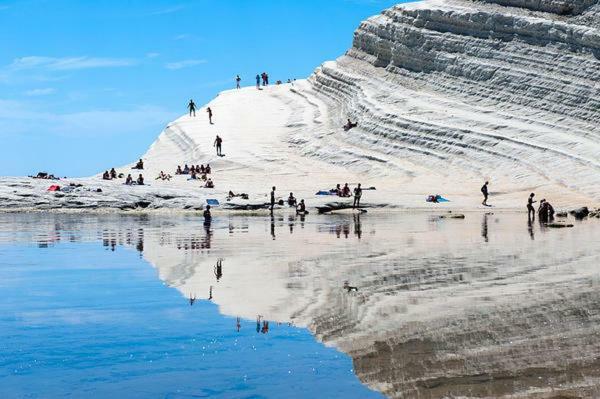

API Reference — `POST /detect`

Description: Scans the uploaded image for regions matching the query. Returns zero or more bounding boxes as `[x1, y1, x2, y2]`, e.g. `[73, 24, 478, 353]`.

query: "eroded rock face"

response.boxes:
[482, 0, 596, 14]
[307, 0, 600, 201]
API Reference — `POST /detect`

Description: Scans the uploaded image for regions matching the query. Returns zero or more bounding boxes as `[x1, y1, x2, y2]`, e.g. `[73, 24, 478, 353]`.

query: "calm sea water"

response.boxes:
[0, 213, 384, 399]
[1, 212, 599, 398]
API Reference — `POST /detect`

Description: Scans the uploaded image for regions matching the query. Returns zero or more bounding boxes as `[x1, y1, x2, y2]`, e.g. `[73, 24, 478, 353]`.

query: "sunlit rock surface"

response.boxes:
[1, 0, 599, 211]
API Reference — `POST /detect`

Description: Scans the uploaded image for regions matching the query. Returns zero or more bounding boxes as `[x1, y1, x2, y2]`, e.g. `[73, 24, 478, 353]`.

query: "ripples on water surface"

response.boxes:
[1, 212, 599, 398]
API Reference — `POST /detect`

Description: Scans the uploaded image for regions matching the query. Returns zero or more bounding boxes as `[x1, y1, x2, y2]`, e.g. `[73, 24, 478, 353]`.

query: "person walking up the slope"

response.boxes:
[236, 75, 241, 89]
[270, 186, 276, 214]
[188, 99, 196, 117]
[353, 183, 362, 208]
[527, 192, 536, 220]
[214, 135, 223, 156]
[207, 107, 213, 124]
[481, 181, 490, 206]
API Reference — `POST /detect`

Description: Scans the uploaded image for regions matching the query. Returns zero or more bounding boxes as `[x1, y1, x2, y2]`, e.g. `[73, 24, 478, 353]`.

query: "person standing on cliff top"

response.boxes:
[207, 107, 213, 124]
[235, 75, 241, 89]
[481, 181, 490, 206]
[214, 135, 223, 156]
[188, 99, 196, 117]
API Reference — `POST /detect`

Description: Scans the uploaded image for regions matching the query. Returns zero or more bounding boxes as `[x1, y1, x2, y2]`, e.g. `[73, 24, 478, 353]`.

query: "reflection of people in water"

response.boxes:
[527, 218, 535, 241]
[202, 223, 213, 249]
[261, 321, 269, 334]
[270, 214, 276, 240]
[203, 205, 212, 224]
[353, 214, 362, 239]
[189, 294, 196, 306]
[214, 259, 223, 281]
[136, 237, 144, 253]
[208, 285, 213, 300]
[481, 213, 489, 243]
[236, 317, 241, 332]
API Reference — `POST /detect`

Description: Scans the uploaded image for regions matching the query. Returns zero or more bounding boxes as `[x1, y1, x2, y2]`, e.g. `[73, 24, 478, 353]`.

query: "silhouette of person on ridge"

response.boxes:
[188, 99, 196, 117]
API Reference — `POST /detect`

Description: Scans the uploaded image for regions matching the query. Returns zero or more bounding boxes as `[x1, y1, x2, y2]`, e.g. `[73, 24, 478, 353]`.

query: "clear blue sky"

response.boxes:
[0, 0, 406, 177]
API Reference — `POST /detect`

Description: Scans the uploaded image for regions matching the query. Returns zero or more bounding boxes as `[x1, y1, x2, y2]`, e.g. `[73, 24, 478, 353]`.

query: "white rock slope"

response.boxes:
[1, 0, 598, 211]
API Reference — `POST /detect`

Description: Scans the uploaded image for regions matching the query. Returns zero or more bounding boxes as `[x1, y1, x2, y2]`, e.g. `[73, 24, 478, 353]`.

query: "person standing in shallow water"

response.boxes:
[270, 186, 276, 214]
[481, 181, 489, 206]
[214, 135, 223, 156]
[203, 205, 212, 224]
[188, 99, 196, 117]
[353, 183, 362, 208]
[527, 193, 536, 220]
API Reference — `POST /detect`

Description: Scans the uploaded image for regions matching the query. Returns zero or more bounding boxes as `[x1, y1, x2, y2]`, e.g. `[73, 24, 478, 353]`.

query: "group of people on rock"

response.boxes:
[176, 164, 212, 176]
[286, 192, 306, 212]
[236, 74, 294, 90]
[31, 172, 60, 180]
[267, 187, 308, 215]
[527, 193, 555, 223]
[102, 168, 118, 180]
[331, 183, 353, 197]
[187, 100, 214, 124]
[125, 174, 144, 186]
[176, 164, 215, 187]
[101, 166, 145, 186]
[257, 72, 269, 88]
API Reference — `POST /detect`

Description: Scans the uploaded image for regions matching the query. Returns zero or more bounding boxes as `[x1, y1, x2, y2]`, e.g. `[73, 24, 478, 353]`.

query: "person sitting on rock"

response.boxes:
[102, 170, 111, 180]
[125, 174, 133, 185]
[110, 168, 117, 179]
[331, 183, 341, 196]
[189, 169, 197, 180]
[137, 174, 144, 185]
[205, 164, 211, 174]
[538, 199, 555, 223]
[296, 199, 306, 214]
[343, 119, 357, 131]
[205, 178, 214, 188]
[200, 164, 205, 174]
[176, 165, 183, 175]
[156, 171, 171, 181]
[342, 183, 351, 197]
[288, 192, 297, 207]
[133, 159, 144, 169]
[538, 199, 554, 223]
[183, 164, 190, 175]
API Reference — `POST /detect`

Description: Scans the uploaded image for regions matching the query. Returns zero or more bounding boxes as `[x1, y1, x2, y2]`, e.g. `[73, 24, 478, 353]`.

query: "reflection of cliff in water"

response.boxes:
[139, 213, 600, 398]
[2, 213, 600, 398]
